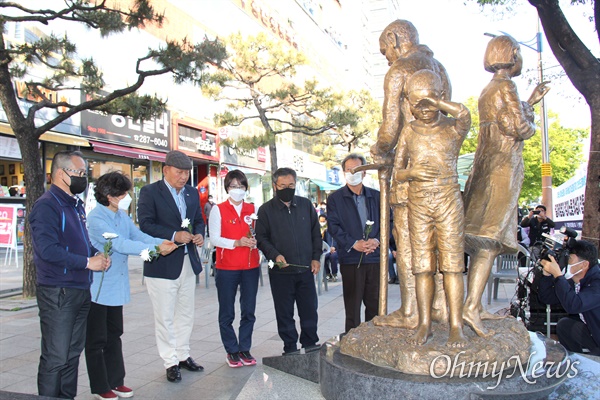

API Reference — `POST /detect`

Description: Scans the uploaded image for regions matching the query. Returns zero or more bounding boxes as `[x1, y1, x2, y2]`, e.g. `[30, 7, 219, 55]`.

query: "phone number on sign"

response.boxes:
[134, 135, 168, 148]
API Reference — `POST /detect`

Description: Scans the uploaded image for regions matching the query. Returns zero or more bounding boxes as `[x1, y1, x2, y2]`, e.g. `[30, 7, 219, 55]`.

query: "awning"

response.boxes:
[0, 122, 90, 147]
[310, 179, 341, 191]
[90, 140, 167, 162]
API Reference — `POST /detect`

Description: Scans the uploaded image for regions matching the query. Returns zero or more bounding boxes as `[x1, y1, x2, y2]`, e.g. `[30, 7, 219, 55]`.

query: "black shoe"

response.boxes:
[179, 357, 204, 372]
[388, 278, 396, 284]
[304, 344, 321, 353]
[282, 349, 300, 356]
[393, 279, 399, 284]
[166, 365, 181, 382]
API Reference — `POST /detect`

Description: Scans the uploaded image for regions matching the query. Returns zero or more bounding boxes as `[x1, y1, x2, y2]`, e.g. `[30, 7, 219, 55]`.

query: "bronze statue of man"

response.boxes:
[371, 19, 451, 328]
[463, 35, 549, 337]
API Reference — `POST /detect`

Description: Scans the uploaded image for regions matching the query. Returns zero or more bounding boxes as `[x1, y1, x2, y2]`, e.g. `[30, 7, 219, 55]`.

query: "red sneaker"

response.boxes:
[95, 391, 118, 400]
[239, 351, 257, 366]
[113, 385, 134, 398]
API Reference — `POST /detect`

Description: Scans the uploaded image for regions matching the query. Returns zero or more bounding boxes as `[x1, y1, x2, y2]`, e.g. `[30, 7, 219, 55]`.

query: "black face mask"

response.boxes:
[63, 175, 88, 195]
[276, 188, 295, 203]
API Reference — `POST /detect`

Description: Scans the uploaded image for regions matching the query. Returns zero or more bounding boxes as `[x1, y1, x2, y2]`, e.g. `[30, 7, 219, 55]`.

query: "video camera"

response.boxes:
[535, 226, 578, 269]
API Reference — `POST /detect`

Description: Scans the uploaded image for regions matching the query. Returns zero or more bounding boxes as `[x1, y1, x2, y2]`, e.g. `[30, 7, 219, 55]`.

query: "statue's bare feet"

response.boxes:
[463, 307, 493, 338]
[432, 307, 448, 323]
[408, 325, 432, 345]
[446, 327, 468, 348]
[373, 312, 418, 329]
[480, 309, 507, 320]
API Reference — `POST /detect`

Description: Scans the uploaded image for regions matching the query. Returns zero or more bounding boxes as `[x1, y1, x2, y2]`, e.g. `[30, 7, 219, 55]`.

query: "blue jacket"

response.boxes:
[538, 263, 600, 348]
[29, 185, 98, 289]
[326, 185, 381, 265]
[88, 204, 163, 306]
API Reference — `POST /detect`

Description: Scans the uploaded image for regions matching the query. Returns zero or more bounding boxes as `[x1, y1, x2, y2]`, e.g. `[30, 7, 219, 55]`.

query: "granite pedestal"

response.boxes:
[262, 347, 322, 383]
[320, 334, 570, 400]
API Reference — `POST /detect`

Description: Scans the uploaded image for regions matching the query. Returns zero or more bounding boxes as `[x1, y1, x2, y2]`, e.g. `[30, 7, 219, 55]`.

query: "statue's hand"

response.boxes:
[527, 81, 550, 105]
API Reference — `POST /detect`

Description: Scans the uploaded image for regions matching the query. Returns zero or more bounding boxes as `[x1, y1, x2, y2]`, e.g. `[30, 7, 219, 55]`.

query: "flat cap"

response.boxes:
[165, 150, 192, 170]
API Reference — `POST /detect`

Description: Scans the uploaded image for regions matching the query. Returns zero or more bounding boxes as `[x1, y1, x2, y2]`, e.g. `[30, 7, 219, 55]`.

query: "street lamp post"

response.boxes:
[485, 21, 552, 216]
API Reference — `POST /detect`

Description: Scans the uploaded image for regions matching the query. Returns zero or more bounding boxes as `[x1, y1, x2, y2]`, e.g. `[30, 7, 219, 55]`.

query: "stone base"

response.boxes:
[321, 332, 569, 400]
[340, 318, 531, 376]
[262, 347, 321, 383]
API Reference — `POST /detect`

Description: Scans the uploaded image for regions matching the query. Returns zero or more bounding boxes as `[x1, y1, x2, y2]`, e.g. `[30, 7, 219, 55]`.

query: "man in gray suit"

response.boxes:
[138, 150, 205, 383]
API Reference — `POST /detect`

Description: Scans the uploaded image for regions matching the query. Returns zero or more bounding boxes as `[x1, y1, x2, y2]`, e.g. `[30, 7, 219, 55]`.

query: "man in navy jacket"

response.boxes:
[30, 151, 110, 398]
[137, 150, 205, 382]
[539, 240, 600, 355]
[327, 154, 381, 333]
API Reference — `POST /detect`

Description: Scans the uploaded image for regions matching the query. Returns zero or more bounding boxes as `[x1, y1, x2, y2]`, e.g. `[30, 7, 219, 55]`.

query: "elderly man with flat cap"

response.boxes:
[138, 150, 205, 383]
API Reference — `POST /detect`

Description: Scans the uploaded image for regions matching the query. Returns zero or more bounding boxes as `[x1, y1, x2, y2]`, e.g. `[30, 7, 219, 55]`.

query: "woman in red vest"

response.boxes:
[208, 170, 260, 368]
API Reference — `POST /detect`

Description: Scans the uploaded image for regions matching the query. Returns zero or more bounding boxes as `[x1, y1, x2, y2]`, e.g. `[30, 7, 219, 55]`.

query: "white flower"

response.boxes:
[268, 260, 275, 269]
[102, 232, 118, 239]
[181, 218, 191, 229]
[366, 220, 374, 226]
[140, 248, 151, 262]
[250, 213, 258, 220]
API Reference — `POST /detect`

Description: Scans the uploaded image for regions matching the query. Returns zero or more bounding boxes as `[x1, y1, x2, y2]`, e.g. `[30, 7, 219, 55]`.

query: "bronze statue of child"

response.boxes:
[394, 69, 471, 347]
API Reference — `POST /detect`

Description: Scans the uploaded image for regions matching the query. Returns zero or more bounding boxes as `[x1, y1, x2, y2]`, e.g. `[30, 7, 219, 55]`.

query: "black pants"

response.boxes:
[269, 270, 319, 353]
[340, 263, 380, 333]
[85, 302, 125, 394]
[557, 316, 600, 355]
[36, 286, 90, 399]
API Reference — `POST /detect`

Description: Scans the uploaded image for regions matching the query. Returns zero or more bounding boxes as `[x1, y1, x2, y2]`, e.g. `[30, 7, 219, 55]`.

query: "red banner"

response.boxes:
[0, 206, 15, 246]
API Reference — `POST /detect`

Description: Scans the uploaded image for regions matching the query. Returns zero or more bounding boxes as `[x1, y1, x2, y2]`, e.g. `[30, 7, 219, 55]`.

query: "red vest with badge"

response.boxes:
[215, 201, 260, 270]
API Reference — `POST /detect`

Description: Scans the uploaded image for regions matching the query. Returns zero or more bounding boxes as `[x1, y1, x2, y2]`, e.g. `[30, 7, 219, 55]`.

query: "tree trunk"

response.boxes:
[14, 123, 45, 298]
[269, 140, 278, 175]
[583, 100, 600, 248]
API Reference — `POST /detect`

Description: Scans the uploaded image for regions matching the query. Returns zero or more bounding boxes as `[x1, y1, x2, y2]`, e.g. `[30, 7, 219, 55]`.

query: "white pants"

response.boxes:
[146, 256, 196, 368]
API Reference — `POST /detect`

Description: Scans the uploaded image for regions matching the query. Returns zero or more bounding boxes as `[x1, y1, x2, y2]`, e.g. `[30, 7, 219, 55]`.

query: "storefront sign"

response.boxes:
[257, 147, 267, 162]
[0, 136, 22, 159]
[81, 108, 170, 152]
[177, 124, 218, 161]
[277, 147, 326, 179]
[327, 168, 341, 185]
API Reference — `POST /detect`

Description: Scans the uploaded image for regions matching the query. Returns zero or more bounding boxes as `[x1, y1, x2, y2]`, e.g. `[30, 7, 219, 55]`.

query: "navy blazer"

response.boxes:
[137, 180, 205, 279]
[326, 185, 381, 265]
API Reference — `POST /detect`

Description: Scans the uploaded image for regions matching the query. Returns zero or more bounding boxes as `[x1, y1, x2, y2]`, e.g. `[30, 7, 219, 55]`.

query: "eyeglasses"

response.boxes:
[229, 185, 245, 190]
[62, 168, 88, 178]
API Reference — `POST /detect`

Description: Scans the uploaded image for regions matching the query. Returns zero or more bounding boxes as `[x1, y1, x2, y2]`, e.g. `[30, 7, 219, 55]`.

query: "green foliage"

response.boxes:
[460, 97, 588, 203]
[521, 110, 589, 202]
[460, 96, 479, 155]
[0, 0, 226, 130]
[202, 32, 373, 170]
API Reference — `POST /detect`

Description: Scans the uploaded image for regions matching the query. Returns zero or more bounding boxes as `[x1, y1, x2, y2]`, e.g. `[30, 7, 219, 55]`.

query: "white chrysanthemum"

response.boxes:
[268, 260, 275, 269]
[140, 248, 151, 262]
[366, 220, 374, 226]
[102, 232, 118, 239]
[181, 218, 191, 229]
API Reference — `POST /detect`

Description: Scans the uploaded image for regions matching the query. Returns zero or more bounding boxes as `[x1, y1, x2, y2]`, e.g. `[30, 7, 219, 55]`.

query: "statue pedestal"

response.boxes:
[320, 324, 570, 400]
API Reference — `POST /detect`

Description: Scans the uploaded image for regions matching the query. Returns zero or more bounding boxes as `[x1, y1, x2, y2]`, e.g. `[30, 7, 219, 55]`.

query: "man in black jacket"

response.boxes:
[256, 167, 321, 355]
[521, 204, 555, 246]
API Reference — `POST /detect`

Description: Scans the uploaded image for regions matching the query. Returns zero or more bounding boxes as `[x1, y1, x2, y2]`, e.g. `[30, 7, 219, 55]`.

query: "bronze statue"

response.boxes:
[463, 35, 550, 337]
[371, 19, 451, 328]
[393, 70, 470, 346]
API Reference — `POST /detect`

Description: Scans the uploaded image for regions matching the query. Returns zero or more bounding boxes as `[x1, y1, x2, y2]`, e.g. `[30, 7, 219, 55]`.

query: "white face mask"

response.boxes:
[345, 171, 363, 186]
[229, 188, 246, 202]
[564, 260, 585, 280]
[117, 193, 132, 210]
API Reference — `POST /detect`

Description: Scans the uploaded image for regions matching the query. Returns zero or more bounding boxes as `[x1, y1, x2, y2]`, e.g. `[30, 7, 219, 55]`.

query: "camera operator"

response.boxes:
[538, 240, 600, 355]
[520, 205, 555, 246]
